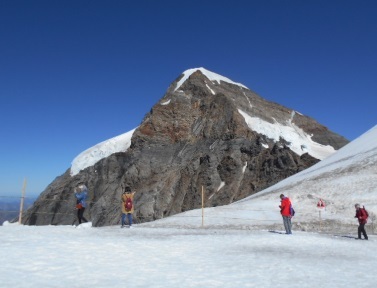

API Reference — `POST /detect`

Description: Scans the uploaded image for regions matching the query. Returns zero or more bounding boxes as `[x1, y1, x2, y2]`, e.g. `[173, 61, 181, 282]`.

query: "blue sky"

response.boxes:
[0, 0, 376, 198]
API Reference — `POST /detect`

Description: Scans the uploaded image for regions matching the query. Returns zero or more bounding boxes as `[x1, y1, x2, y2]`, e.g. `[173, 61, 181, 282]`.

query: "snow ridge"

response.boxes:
[174, 67, 248, 92]
[70, 128, 136, 176]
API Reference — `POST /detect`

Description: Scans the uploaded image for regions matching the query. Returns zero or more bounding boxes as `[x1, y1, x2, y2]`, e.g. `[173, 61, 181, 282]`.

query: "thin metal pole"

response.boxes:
[319, 210, 322, 232]
[19, 178, 27, 224]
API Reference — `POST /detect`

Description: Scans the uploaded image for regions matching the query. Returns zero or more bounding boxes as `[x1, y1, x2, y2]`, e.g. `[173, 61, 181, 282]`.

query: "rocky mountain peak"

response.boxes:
[21, 68, 349, 227]
[135, 70, 247, 145]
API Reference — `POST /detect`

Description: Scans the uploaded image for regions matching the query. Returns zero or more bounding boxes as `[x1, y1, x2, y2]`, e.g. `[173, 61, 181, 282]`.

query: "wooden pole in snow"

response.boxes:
[18, 178, 27, 224]
[201, 186, 204, 227]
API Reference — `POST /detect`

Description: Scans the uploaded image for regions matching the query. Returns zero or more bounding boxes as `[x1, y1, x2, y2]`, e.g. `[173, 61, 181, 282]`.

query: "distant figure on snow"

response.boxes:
[354, 204, 368, 240]
[75, 184, 88, 225]
[279, 194, 293, 234]
[121, 187, 136, 228]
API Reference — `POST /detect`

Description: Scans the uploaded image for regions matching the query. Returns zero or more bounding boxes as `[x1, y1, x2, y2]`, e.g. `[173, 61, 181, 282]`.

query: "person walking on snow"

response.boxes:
[279, 194, 293, 234]
[75, 184, 88, 225]
[355, 204, 368, 240]
[121, 187, 136, 228]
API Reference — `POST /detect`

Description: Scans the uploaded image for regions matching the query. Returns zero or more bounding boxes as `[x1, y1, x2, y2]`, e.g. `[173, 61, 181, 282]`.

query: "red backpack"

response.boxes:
[125, 197, 133, 212]
[362, 207, 369, 218]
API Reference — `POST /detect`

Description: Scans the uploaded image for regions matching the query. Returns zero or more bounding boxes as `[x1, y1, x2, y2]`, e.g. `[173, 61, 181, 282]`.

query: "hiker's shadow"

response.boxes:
[268, 230, 286, 235]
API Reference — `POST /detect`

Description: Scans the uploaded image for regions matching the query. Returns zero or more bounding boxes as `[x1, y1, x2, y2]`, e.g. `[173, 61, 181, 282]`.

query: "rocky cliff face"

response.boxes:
[21, 68, 349, 226]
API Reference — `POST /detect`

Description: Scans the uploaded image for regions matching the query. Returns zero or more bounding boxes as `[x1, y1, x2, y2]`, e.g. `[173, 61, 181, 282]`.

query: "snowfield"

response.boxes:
[1, 223, 376, 288]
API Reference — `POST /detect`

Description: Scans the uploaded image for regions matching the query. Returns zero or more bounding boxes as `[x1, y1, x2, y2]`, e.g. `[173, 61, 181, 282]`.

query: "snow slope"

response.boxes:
[238, 109, 336, 160]
[70, 128, 136, 175]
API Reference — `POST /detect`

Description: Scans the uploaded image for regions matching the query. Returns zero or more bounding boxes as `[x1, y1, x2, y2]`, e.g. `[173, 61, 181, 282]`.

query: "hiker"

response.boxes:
[354, 204, 368, 240]
[121, 187, 136, 228]
[279, 194, 293, 234]
[75, 184, 88, 224]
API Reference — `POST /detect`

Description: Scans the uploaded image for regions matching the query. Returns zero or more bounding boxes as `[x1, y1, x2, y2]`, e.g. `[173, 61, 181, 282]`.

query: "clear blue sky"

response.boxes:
[1, 0, 376, 198]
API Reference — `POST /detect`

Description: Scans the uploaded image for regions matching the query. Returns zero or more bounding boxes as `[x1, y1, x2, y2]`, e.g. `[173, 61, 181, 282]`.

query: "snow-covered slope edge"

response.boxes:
[143, 125, 377, 232]
[238, 109, 336, 160]
[70, 128, 136, 176]
[248, 124, 377, 198]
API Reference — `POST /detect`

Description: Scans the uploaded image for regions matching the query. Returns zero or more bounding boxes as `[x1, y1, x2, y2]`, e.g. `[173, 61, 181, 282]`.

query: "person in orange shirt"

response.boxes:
[121, 187, 136, 228]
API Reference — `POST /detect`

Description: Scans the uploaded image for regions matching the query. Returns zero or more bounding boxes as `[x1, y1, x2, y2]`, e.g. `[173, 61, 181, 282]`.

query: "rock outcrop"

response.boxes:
[21, 68, 349, 226]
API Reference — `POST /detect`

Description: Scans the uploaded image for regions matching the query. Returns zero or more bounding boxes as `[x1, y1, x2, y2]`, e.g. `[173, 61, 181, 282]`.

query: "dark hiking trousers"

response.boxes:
[77, 207, 88, 224]
[358, 223, 368, 239]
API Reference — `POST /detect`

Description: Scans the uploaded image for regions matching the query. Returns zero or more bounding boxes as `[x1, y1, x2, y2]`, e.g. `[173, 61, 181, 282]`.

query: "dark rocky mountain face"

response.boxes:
[21, 69, 349, 226]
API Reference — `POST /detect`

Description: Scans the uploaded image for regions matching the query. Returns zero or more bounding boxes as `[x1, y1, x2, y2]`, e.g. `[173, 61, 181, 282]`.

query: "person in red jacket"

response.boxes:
[279, 194, 292, 234]
[355, 204, 368, 240]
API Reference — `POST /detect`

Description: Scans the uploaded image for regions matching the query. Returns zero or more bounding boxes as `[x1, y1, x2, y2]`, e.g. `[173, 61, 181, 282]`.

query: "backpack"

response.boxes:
[125, 197, 133, 212]
[362, 207, 369, 218]
[290, 205, 295, 217]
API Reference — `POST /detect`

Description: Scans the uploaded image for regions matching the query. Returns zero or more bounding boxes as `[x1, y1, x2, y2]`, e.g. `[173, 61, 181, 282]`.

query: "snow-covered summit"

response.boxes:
[174, 67, 248, 92]
[70, 68, 338, 176]
[70, 128, 136, 176]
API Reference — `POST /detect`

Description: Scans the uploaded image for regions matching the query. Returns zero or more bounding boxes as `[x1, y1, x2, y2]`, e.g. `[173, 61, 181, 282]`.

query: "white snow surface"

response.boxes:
[174, 67, 248, 92]
[1, 222, 377, 288]
[2, 125, 377, 287]
[238, 109, 336, 160]
[70, 128, 136, 175]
